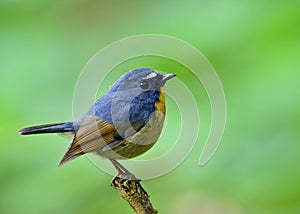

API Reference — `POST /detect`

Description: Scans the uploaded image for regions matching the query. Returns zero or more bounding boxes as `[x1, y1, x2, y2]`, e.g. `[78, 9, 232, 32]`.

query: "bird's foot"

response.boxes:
[111, 172, 140, 188]
[109, 159, 140, 187]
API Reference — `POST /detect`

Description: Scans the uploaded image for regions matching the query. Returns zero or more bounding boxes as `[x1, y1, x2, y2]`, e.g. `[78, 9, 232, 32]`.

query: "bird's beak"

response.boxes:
[161, 73, 176, 84]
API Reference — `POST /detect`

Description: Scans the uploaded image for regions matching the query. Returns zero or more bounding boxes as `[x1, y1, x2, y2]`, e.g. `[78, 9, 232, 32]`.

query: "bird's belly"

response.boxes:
[99, 111, 165, 159]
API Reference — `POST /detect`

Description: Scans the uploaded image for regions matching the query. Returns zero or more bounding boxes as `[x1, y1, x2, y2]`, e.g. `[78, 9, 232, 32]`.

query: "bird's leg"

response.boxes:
[110, 159, 140, 185]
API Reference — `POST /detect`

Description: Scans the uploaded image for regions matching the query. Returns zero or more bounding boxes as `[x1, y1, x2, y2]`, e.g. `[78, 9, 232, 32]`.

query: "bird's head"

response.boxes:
[109, 68, 176, 93]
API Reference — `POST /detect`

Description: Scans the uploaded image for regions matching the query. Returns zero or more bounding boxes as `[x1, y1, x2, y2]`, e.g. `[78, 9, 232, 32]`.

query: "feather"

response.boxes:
[59, 116, 116, 166]
[19, 122, 73, 135]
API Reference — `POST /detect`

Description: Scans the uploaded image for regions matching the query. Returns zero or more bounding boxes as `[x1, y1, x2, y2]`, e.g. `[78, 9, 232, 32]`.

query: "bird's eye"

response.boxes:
[139, 80, 150, 90]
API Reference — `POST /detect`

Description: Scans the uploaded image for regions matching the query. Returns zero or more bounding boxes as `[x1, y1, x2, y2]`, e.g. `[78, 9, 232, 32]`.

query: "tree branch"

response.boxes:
[111, 177, 158, 214]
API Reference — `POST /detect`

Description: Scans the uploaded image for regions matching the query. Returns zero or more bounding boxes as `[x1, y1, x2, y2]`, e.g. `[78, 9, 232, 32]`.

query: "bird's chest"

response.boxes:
[120, 90, 166, 156]
[101, 91, 166, 159]
[127, 89, 166, 144]
[127, 109, 165, 146]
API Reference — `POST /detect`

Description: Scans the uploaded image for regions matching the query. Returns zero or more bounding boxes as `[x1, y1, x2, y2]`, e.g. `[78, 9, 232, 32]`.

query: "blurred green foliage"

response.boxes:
[1, 0, 300, 213]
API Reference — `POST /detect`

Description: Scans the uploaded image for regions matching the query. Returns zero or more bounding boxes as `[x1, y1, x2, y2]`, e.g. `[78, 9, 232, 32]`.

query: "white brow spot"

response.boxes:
[146, 72, 157, 79]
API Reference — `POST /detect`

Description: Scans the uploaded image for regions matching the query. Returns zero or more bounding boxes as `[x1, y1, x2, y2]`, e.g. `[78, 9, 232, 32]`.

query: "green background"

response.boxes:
[1, 1, 299, 213]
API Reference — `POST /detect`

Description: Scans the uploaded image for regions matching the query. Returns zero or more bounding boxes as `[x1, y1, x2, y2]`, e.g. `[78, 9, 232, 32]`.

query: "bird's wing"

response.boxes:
[100, 120, 145, 152]
[58, 115, 146, 166]
[59, 115, 116, 166]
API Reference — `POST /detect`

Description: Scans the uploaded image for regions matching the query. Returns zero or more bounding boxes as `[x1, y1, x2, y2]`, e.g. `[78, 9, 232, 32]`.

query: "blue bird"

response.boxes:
[19, 68, 176, 178]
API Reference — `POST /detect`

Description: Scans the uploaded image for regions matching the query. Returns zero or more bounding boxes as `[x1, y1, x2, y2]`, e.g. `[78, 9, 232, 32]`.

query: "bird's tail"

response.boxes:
[19, 122, 74, 135]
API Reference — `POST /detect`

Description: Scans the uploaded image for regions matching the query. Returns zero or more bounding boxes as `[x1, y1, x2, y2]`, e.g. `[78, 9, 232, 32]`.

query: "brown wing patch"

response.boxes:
[59, 115, 116, 166]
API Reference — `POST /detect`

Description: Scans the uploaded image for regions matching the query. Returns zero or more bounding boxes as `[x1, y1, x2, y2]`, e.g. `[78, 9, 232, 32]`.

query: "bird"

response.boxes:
[19, 68, 176, 179]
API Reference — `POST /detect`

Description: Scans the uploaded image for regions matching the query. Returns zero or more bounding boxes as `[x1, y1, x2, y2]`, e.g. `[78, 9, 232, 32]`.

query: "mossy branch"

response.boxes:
[111, 177, 158, 214]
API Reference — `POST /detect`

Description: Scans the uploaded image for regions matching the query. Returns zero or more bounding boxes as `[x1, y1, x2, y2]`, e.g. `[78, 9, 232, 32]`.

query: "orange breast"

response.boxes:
[155, 87, 166, 114]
